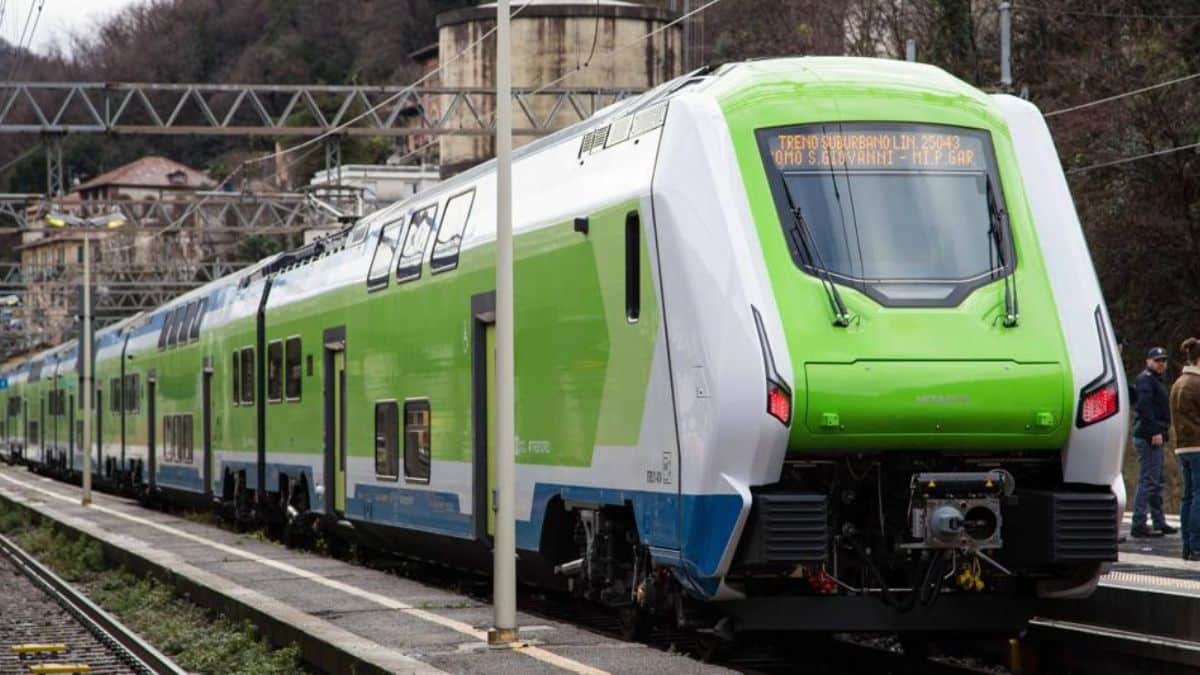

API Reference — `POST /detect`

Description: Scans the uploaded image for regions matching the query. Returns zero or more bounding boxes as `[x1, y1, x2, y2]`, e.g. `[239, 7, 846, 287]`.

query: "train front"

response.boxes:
[672, 59, 1125, 633]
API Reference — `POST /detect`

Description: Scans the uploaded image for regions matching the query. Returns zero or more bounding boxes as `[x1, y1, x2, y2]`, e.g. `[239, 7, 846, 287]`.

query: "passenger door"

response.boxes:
[323, 328, 347, 516]
[202, 359, 213, 496]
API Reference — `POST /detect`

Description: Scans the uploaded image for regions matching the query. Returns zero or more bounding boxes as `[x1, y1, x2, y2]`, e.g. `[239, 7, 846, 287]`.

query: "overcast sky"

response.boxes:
[5, 0, 143, 55]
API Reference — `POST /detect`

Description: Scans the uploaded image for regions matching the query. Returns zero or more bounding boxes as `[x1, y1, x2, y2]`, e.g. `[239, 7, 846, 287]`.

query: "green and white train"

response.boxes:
[2, 58, 1125, 633]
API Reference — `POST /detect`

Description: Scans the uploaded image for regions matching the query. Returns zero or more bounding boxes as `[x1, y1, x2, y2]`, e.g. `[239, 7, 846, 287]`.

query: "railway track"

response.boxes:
[0, 533, 185, 675]
[1025, 616, 1200, 674]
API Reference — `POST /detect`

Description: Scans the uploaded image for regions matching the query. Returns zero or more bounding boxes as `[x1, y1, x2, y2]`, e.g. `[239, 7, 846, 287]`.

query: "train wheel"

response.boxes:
[618, 605, 651, 642]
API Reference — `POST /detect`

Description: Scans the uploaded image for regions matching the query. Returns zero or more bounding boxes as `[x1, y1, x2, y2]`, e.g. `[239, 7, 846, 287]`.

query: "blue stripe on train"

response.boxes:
[208, 459, 744, 597]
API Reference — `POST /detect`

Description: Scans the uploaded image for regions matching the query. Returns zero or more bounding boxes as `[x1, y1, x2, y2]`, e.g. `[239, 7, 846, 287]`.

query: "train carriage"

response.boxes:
[5, 57, 1127, 635]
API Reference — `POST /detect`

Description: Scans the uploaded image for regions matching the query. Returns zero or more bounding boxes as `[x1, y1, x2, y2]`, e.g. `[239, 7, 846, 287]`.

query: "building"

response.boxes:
[15, 156, 217, 350]
[308, 164, 440, 202]
[13, 232, 88, 348]
[435, 0, 682, 175]
[73, 155, 215, 202]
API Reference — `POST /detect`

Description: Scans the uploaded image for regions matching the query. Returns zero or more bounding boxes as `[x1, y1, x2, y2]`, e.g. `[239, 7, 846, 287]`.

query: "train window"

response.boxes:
[431, 190, 475, 273]
[182, 301, 201, 343]
[124, 374, 140, 414]
[374, 401, 399, 479]
[367, 221, 402, 290]
[403, 400, 431, 482]
[306, 354, 313, 377]
[157, 311, 170, 350]
[110, 378, 122, 413]
[397, 205, 438, 283]
[285, 337, 302, 401]
[28, 421, 37, 445]
[164, 307, 181, 347]
[347, 219, 370, 247]
[164, 415, 175, 462]
[240, 348, 255, 405]
[267, 340, 283, 402]
[232, 351, 240, 405]
[189, 297, 208, 341]
[626, 211, 641, 322]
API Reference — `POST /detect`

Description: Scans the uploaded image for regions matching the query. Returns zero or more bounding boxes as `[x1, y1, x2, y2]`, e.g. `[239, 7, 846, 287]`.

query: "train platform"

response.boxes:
[1027, 513, 1200, 671]
[0, 465, 724, 675]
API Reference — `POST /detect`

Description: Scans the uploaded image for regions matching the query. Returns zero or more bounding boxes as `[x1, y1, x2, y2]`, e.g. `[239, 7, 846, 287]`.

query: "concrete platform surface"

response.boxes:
[0, 466, 726, 675]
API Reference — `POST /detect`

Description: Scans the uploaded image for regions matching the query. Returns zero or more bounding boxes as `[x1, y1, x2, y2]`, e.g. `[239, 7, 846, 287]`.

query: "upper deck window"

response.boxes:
[431, 190, 475, 273]
[367, 221, 402, 290]
[757, 122, 1013, 308]
[397, 205, 438, 282]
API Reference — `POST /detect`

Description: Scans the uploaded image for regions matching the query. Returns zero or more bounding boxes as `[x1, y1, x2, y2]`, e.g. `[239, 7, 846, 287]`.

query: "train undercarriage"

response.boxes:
[540, 452, 1118, 637]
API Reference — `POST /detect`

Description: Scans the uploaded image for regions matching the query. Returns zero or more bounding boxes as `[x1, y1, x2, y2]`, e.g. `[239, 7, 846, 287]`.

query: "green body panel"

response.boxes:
[715, 58, 1072, 451]
[805, 360, 1063, 449]
[259, 198, 659, 482]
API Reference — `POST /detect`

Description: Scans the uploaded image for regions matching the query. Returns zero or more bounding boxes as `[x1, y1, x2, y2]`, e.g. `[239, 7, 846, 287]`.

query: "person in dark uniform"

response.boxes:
[1131, 346, 1179, 538]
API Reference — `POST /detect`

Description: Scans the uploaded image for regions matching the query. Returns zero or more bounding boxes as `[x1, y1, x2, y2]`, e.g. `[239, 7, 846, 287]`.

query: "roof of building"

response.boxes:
[74, 156, 214, 193]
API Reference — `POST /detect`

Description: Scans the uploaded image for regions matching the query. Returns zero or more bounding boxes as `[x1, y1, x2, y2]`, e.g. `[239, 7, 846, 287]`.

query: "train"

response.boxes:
[1, 57, 1125, 636]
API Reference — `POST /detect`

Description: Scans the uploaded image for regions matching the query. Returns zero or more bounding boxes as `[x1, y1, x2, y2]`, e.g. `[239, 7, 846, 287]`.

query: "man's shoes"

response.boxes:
[1130, 525, 1164, 538]
[1157, 524, 1179, 535]
[1185, 551, 1200, 562]
[1185, 548, 1193, 561]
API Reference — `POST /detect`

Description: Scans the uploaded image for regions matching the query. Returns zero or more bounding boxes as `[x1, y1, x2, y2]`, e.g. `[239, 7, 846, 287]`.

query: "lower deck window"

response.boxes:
[374, 401, 398, 479]
[404, 400, 431, 482]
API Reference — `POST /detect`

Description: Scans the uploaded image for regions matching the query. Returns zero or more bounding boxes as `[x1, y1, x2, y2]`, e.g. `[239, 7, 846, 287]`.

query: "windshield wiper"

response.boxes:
[780, 178, 852, 327]
[986, 176, 1018, 327]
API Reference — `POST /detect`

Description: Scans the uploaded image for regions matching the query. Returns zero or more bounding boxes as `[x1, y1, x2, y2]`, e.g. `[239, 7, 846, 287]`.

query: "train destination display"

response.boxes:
[764, 125, 988, 171]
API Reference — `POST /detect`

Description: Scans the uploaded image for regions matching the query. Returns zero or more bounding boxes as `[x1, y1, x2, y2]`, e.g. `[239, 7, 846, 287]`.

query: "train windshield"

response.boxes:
[758, 122, 1011, 307]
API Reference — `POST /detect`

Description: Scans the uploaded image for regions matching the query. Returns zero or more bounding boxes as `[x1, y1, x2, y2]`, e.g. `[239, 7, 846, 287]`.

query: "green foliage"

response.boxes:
[0, 499, 306, 674]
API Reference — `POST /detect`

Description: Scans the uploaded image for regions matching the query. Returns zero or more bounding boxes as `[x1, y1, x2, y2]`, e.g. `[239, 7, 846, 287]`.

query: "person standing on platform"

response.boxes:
[1132, 346, 1178, 538]
[1169, 338, 1200, 561]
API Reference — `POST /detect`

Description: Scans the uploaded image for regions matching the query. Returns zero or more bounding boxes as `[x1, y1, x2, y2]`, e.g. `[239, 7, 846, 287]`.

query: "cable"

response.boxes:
[1019, 5, 1200, 20]
[0, 143, 37, 174]
[107, 0, 724, 260]
[1066, 141, 1200, 175]
[525, 0, 722, 95]
[5, 0, 43, 83]
[101, 0, 550, 255]
[1044, 71, 1200, 117]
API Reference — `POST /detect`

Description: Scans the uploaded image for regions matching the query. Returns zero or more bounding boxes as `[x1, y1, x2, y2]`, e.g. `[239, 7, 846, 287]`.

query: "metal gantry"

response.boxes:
[0, 192, 374, 233]
[0, 82, 641, 136]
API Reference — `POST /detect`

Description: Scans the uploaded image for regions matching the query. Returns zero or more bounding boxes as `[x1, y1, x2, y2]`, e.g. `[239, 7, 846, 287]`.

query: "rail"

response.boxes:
[0, 532, 187, 675]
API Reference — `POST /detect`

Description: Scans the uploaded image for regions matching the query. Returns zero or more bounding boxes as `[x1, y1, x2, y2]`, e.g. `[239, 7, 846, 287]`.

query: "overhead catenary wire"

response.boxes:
[5, 0, 44, 83]
[103, 0, 724, 257]
[100, 0, 552, 256]
[1066, 141, 1200, 175]
[1045, 71, 1200, 117]
[526, 0, 722, 96]
[1019, 5, 1200, 20]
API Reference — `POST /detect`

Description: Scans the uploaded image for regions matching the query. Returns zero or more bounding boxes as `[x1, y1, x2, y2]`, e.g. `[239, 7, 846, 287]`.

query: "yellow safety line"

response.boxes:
[0, 471, 609, 675]
[29, 664, 91, 674]
[10, 644, 67, 654]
